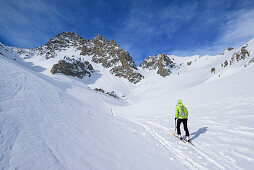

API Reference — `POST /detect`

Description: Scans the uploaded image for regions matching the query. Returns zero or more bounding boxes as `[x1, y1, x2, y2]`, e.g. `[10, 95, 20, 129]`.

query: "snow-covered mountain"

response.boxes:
[1, 34, 254, 169]
[4, 32, 254, 90]
[10, 32, 143, 84]
[139, 53, 177, 77]
[139, 39, 254, 80]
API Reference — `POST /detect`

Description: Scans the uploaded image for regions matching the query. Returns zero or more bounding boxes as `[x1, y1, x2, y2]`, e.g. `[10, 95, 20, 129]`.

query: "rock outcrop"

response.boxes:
[94, 88, 119, 98]
[211, 68, 215, 73]
[38, 32, 88, 59]
[79, 34, 143, 84]
[42, 32, 143, 84]
[230, 46, 250, 65]
[139, 54, 176, 77]
[221, 45, 251, 68]
[51, 56, 94, 79]
[227, 47, 234, 51]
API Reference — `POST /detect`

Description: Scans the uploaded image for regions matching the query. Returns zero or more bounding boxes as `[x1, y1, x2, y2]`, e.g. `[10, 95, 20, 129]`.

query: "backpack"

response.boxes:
[180, 106, 188, 117]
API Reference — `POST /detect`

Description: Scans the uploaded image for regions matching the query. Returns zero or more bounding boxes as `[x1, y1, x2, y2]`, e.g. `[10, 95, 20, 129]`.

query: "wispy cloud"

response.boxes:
[0, 0, 72, 48]
[176, 8, 254, 56]
[218, 9, 254, 48]
[122, 0, 198, 39]
[113, 0, 200, 63]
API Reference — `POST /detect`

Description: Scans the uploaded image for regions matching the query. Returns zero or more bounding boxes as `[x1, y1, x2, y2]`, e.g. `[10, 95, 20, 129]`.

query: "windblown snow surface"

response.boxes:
[1, 39, 254, 169]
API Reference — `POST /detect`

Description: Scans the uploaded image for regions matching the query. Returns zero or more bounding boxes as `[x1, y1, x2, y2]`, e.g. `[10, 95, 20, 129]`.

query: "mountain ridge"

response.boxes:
[1, 32, 254, 87]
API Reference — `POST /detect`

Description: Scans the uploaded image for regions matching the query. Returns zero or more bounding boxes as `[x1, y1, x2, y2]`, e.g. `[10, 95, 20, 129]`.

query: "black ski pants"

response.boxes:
[177, 119, 189, 137]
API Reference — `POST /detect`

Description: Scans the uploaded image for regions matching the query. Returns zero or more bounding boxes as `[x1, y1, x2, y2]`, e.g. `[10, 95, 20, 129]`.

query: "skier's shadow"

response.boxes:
[190, 127, 208, 141]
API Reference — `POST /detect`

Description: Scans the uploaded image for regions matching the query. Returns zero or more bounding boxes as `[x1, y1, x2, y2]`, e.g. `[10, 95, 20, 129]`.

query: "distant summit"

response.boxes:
[139, 53, 176, 77]
[79, 33, 143, 84]
[36, 32, 143, 83]
[45, 32, 86, 50]
[1, 32, 254, 85]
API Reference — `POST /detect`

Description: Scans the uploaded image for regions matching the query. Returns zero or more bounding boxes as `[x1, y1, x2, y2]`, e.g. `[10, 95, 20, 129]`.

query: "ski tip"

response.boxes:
[186, 141, 195, 146]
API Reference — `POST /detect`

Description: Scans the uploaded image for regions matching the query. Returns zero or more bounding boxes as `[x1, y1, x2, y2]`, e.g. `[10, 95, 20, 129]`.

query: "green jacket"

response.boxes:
[175, 99, 188, 119]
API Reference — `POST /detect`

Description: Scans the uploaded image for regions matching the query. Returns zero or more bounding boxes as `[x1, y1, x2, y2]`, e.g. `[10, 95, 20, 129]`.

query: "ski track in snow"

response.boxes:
[142, 120, 244, 169]
[133, 118, 237, 170]
[97, 90, 250, 170]
[130, 119, 206, 170]
[96, 94, 220, 170]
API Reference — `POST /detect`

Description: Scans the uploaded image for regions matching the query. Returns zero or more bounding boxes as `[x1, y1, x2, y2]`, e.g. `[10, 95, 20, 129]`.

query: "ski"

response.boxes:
[172, 133, 195, 146]
[172, 133, 186, 143]
[184, 139, 195, 146]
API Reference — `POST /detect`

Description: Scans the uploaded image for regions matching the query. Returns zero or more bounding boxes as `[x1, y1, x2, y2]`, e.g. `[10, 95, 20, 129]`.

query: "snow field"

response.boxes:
[1, 38, 254, 169]
[0, 56, 186, 169]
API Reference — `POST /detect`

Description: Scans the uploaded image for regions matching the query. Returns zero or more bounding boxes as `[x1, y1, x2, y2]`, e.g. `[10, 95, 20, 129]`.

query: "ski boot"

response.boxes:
[177, 134, 182, 140]
[185, 136, 189, 142]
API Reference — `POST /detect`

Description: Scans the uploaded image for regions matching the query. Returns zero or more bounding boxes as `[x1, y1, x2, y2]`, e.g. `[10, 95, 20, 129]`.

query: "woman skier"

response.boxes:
[175, 99, 190, 142]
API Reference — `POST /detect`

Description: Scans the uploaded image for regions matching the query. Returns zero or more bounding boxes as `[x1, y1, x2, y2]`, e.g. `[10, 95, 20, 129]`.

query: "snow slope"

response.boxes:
[115, 63, 254, 169]
[1, 36, 254, 169]
[110, 40, 254, 169]
[0, 56, 185, 169]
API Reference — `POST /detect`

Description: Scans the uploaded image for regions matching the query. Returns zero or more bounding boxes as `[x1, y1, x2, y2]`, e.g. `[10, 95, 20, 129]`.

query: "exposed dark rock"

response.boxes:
[139, 53, 176, 77]
[230, 46, 250, 65]
[110, 66, 144, 84]
[211, 68, 215, 73]
[227, 47, 234, 51]
[224, 60, 228, 67]
[94, 88, 105, 93]
[157, 67, 171, 77]
[94, 88, 119, 98]
[79, 34, 143, 83]
[46, 32, 86, 49]
[105, 91, 119, 99]
[43, 32, 89, 59]
[51, 56, 94, 79]
[187, 61, 192, 65]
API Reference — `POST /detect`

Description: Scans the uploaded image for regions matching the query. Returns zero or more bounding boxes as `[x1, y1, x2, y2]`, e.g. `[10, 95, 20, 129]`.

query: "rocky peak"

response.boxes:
[139, 53, 176, 77]
[45, 32, 87, 50]
[80, 34, 143, 83]
[28, 32, 143, 83]
[55, 32, 81, 40]
[91, 34, 110, 45]
[227, 47, 234, 51]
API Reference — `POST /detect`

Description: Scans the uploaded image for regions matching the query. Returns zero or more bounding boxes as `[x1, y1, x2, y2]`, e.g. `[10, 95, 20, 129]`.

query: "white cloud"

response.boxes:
[0, 0, 72, 47]
[170, 8, 254, 57]
[218, 9, 254, 48]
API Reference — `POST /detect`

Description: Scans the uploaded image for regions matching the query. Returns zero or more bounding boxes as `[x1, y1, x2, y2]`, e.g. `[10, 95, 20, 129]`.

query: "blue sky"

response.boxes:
[1, 0, 254, 64]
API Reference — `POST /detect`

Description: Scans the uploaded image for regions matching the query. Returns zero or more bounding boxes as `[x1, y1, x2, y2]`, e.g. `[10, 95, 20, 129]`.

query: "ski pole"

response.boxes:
[175, 118, 177, 132]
